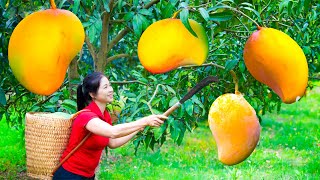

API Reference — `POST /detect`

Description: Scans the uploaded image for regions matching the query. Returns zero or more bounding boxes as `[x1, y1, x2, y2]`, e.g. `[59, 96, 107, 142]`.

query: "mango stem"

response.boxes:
[50, 0, 57, 9]
[230, 70, 240, 95]
[171, 9, 183, 19]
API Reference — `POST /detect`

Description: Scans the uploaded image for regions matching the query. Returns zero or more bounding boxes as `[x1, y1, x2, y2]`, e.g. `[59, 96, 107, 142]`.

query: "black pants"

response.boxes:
[52, 166, 95, 180]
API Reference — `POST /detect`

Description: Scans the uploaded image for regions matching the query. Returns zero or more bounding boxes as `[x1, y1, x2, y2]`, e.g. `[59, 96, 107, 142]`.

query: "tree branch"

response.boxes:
[107, 53, 131, 63]
[110, 19, 126, 23]
[107, 28, 130, 52]
[144, 0, 160, 9]
[85, 35, 97, 62]
[96, 0, 115, 71]
[110, 80, 148, 86]
[178, 62, 225, 70]
[147, 84, 165, 114]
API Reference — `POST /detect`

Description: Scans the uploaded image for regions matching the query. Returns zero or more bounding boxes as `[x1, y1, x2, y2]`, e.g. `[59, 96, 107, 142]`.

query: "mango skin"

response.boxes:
[8, 8, 85, 95]
[138, 19, 209, 74]
[243, 27, 308, 104]
[208, 93, 260, 166]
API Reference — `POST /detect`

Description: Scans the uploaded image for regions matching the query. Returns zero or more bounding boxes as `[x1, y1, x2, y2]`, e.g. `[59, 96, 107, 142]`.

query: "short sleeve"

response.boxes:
[73, 111, 98, 128]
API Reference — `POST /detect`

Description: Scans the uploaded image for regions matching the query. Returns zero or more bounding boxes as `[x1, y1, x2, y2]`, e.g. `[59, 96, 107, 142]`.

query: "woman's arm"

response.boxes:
[108, 129, 142, 149]
[86, 114, 166, 138]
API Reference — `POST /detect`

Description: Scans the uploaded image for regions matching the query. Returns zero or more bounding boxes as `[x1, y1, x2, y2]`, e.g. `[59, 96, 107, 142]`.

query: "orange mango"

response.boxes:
[243, 27, 308, 103]
[208, 92, 260, 165]
[8, 8, 84, 95]
[138, 19, 208, 74]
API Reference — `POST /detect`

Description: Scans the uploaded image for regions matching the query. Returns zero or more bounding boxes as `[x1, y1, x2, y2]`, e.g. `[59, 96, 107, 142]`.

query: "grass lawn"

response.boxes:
[0, 83, 319, 179]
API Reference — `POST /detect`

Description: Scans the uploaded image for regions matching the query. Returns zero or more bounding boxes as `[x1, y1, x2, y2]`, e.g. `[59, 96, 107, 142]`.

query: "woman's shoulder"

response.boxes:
[73, 109, 99, 127]
[76, 109, 98, 119]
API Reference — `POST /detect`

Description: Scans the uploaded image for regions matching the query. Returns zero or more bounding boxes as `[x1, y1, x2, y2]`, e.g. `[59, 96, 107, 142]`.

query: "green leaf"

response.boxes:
[240, 2, 254, 7]
[209, 11, 233, 22]
[180, 9, 198, 38]
[162, 3, 174, 18]
[154, 125, 166, 140]
[58, 0, 68, 9]
[279, 0, 290, 13]
[0, 0, 5, 8]
[82, 22, 92, 28]
[184, 100, 193, 116]
[287, 1, 293, 16]
[144, 134, 152, 150]
[148, 75, 157, 82]
[62, 99, 77, 108]
[139, 9, 152, 16]
[94, 19, 102, 32]
[0, 87, 6, 106]
[103, 0, 111, 12]
[225, 59, 238, 71]
[118, 0, 125, 10]
[170, 0, 179, 6]
[194, 0, 200, 6]
[169, 97, 179, 107]
[207, 5, 229, 12]
[221, 0, 235, 4]
[166, 85, 176, 95]
[124, 12, 134, 21]
[177, 125, 186, 145]
[72, 0, 80, 14]
[132, 14, 143, 37]
[191, 96, 204, 115]
[170, 123, 180, 141]
[199, 7, 209, 21]
[304, 0, 311, 11]
[88, 25, 97, 43]
[133, 0, 139, 7]
[179, 2, 188, 8]
[239, 60, 246, 73]
[139, 14, 150, 31]
[30, 106, 40, 112]
[125, 93, 136, 98]
[240, 6, 261, 22]
[151, 97, 161, 106]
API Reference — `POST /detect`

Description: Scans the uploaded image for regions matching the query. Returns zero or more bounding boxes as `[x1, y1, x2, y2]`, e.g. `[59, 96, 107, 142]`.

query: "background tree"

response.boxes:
[0, 0, 319, 152]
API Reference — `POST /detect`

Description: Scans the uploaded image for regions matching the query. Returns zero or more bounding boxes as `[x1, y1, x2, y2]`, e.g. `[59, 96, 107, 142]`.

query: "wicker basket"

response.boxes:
[25, 112, 72, 179]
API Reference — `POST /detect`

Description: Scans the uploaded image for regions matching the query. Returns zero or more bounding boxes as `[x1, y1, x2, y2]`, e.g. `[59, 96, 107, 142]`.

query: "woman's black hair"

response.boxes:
[77, 72, 105, 111]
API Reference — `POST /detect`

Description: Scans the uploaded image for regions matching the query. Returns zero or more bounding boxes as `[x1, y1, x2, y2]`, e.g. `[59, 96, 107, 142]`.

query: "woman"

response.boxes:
[53, 72, 167, 179]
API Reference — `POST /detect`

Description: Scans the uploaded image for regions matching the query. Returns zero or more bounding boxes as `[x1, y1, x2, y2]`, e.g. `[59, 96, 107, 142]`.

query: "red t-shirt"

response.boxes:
[60, 101, 112, 177]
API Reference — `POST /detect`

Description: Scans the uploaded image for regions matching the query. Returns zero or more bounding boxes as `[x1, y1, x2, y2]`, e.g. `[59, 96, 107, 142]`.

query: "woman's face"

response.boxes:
[95, 76, 114, 104]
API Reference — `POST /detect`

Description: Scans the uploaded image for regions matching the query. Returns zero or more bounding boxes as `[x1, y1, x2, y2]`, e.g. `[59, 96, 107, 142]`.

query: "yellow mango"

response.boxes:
[243, 27, 308, 103]
[138, 19, 208, 74]
[8, 7, 84, 95]
[208, 92, 260, 165]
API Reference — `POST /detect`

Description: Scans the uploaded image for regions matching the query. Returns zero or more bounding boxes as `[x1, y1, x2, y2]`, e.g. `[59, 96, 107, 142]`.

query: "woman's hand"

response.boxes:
[143, 114, 167, 127]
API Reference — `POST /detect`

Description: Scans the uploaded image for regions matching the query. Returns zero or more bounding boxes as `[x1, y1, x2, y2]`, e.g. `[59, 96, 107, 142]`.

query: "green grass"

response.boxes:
[0, 119, 26, 178]
[0, 83, 319, 179]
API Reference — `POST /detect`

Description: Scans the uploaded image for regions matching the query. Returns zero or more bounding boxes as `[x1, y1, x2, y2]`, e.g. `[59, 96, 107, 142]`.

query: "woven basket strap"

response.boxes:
[51, 109, 91, 176]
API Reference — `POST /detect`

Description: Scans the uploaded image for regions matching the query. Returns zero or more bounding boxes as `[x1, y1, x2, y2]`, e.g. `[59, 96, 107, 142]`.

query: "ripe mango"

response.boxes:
[208, 92, 260, 165]
[8, 8, 85, 95]
[138, 19, 208, 74]
[243, 27, 308, 103]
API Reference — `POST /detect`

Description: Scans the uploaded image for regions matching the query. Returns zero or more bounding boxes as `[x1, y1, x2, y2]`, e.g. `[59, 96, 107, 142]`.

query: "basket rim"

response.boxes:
[26, 112, 72, 121]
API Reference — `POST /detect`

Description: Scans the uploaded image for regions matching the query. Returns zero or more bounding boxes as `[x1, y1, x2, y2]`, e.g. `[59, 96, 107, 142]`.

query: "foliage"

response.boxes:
[0, 0, 319, 152]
